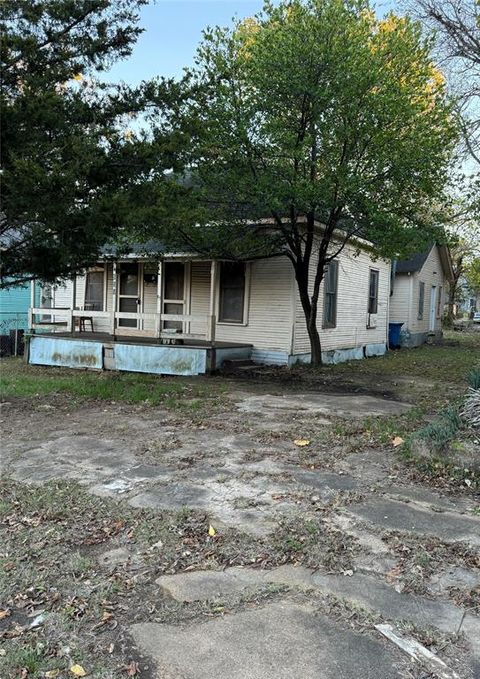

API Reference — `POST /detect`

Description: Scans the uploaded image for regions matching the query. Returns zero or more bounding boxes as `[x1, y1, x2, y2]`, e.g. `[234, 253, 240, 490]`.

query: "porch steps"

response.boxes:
[221, 358, 271, 375]
[221, 358, 260, 374]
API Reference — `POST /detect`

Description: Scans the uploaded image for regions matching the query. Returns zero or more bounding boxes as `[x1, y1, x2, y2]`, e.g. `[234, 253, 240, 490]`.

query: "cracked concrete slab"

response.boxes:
[127, 471, 305, 536]
[348, 498, 480, 546]
[310, 571, 480, 657]
[311, 571, 464, 633]
[235, 392, 411, 418]
[3, 436, 137, 484]
[292, 469, 358, 495]
[156, 565, 313, 602]
[131, 601, 407, 679]
[381, 484, 474, 514]
[154, 564, 480, 658]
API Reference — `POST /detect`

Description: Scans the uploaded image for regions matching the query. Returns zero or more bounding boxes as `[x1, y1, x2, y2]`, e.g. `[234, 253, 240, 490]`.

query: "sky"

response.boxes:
[107, 0, 397, 85]
[107, 1, 265, 85]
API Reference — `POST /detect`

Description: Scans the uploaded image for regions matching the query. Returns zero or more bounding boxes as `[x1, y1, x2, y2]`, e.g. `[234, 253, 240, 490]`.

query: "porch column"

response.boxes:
[207, 260, 217, 343]
[111, 262, 117, 336]
[70, 274, 77, 333]
[155, 260, 163, 338]
[28, 279, 35, 332]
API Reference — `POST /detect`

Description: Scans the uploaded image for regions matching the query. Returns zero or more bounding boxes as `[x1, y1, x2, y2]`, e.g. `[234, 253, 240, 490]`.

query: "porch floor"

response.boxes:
[34, 331, 252, 350]
[28, 332, 253, 375]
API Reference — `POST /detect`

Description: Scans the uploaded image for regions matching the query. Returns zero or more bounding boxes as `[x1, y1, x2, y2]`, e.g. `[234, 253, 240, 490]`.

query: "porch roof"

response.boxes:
[100, 240, 197, 260]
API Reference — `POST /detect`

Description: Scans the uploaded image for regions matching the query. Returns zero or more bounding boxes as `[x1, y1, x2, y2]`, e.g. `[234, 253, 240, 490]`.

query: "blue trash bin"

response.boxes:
[388, 322, 403, 349]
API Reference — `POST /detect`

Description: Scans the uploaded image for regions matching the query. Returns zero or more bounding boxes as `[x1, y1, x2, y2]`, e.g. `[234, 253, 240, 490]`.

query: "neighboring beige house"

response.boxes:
[389, 244, 454, 347]
[27, 236, 391, 375]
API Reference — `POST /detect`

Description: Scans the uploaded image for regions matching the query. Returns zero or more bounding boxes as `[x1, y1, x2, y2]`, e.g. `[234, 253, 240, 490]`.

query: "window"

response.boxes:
[85, 270, 104, 310]
[368, 269, 379, 315]
[219, 262, 246, 323]
[437, 286, 442, 318]
[418, 281, 425, 320]
[323, 260, 338, 328]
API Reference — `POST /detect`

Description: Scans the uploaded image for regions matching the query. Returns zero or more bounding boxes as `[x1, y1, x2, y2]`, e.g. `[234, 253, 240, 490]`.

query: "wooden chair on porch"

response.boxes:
[75, 303, 94, 333]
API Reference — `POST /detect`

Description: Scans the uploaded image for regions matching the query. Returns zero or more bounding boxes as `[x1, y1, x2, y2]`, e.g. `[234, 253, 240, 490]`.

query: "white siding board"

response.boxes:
[409, 246, 445, 334]
[215, 257, 293, 351]
[293, 245, 390, 355]
[389, 275, 412, 327]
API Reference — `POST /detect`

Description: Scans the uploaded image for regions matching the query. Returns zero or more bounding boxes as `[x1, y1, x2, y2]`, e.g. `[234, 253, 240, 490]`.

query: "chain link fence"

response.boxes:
[0, 312, 29, 357]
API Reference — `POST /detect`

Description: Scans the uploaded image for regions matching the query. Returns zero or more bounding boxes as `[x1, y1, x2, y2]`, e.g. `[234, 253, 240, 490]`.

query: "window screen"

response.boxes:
[219, 262, 246, 323]
[164, 262, 184, 301]
[85, 271, 104, 311]
[323, 260, 338, 328]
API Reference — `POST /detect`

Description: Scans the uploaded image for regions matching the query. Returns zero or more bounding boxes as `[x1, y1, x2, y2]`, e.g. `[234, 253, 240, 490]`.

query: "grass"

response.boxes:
[325, 331, 480, 384]
[0, 357, 227, 409]
[320, 331, 480, 418]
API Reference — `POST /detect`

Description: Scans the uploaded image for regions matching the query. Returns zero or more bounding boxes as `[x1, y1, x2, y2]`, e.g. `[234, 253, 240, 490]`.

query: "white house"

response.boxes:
[389, 244, 454, 347]
[27, 235, 391, 375]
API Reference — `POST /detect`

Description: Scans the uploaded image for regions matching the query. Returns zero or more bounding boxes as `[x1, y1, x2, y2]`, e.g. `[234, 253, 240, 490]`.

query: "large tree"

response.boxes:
[409, 0, 479, 162]
[408, 0, 480, 221]
[0, 0, 176, 286]
[148, 0, 458, 365]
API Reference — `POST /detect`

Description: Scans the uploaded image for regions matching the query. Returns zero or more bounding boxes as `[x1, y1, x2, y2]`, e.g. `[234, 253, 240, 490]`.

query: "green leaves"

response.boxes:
[0, 0, 178, 284]
[169, 0, 458, 261]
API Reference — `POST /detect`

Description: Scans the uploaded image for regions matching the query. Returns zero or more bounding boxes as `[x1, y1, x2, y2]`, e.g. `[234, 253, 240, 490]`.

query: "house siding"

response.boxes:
[389, 274, 412, 329]
[293, 245, 390, 357]
[0, 280, 40, 331]
[215, 257, 293, 351]
[409, 246, 444, 335]
[390, 246, 446, 346]
[189, 258, 294, 352]
[35, 245, 390, 366]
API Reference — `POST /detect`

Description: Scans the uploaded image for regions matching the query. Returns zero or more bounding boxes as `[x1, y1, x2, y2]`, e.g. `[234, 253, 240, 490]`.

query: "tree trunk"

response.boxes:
[447, 283, 456, 323]
[307, 316, 322, 366]
[295, 264, 323, 367]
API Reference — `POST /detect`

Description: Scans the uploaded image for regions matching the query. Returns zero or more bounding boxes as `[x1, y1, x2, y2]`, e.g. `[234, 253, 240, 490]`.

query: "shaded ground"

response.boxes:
[0, 332, 479, 678]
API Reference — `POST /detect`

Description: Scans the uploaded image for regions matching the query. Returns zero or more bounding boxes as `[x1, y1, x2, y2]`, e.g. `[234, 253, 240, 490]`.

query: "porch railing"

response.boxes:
[28, 308, 217, 342]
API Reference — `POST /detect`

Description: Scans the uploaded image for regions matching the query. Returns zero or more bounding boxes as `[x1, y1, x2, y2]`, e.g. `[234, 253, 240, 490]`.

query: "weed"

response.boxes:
[408, 406, 462, 454]
[467, 367, 480, 390]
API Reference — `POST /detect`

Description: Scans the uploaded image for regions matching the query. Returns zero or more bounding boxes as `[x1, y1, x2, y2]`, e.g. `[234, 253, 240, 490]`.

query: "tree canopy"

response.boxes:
[0, 0, 177, 286]
[145, 0, 458, 363]
[408, 0, 480, 218]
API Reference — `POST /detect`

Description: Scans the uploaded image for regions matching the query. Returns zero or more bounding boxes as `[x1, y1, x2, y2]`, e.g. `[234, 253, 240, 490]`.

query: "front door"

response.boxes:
[163, 262, 185, 331]
[118, 263, 141, 328]
[429, 285, 437, 332]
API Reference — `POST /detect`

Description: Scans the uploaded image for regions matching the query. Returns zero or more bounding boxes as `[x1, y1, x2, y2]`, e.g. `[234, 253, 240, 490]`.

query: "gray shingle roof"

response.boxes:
[395, 249, 431, 273]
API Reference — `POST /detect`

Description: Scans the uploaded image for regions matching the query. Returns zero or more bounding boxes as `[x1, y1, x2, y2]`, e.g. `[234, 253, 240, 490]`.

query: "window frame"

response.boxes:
[367, 268, 379, 316]
[322, 260, 339, 329]
[418, 281, 425, 320]
[217, 261, 250, 326]
[84, 267, 106, 311]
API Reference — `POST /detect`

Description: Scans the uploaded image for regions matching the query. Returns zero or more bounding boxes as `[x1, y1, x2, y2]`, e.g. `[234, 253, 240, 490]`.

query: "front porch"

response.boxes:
[26, 258, 255, 375]
[28, 258, 221, 344]
[27, 332, 252, 375]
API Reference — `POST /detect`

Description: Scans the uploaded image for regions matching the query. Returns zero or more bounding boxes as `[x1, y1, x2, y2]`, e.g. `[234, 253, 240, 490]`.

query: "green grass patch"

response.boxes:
[325, 331, 480, 383]
[0, 357, 226, 408]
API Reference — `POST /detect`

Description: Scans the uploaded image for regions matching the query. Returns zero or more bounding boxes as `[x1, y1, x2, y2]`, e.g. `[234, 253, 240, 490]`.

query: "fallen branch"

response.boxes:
[375, 623, 460, 679]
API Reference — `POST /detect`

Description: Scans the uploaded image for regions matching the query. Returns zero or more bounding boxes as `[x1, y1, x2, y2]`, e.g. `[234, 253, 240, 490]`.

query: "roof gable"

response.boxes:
[395, 244, 454, 282]
[395, 249, 431, 274]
